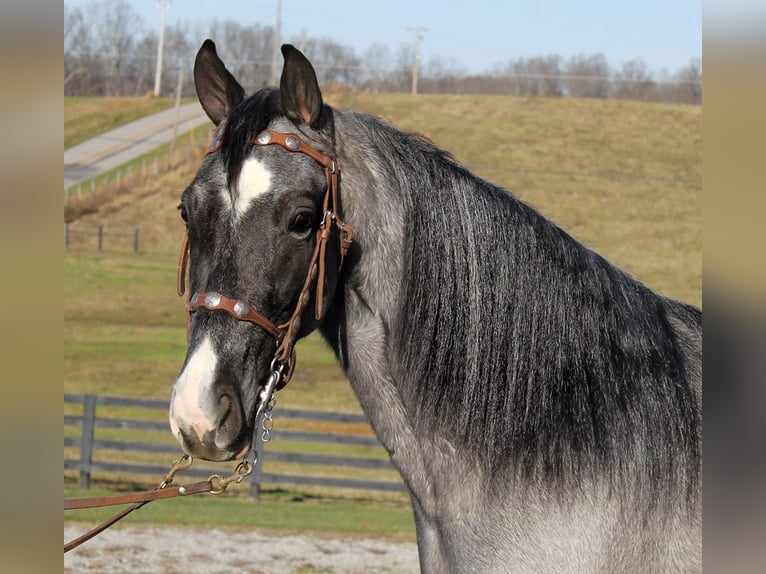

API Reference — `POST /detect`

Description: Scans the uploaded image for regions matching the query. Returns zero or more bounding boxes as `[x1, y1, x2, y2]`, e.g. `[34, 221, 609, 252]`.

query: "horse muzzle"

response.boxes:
[168, 335, 254, 461]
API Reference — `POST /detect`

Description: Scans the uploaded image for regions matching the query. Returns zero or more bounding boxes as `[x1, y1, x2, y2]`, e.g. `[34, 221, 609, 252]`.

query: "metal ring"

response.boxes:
[208, 475, 226, 495]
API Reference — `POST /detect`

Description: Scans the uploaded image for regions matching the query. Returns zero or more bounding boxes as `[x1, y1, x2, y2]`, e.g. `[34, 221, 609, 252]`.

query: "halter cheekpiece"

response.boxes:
[176, 128, 354, 387]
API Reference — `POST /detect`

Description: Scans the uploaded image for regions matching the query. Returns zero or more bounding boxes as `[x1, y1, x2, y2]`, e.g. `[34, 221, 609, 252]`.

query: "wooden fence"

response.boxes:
[64, 224, 140, 252]
[64, 394, 405, 497]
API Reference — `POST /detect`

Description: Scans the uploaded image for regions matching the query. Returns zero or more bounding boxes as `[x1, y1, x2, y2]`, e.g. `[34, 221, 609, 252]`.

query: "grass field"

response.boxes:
[64, 93, 701, 538]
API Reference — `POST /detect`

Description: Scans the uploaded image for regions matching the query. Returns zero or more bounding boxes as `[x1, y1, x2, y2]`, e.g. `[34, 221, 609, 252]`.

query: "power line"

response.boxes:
[66, 50, 701, 87]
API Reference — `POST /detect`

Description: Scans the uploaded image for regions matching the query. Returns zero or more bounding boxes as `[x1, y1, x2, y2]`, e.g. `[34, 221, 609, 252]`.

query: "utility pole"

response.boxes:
[170, 57, 184, 160]
[270, 0, 283, 86]
[407, 27, 427, 95]
[153, 0, 170, 97]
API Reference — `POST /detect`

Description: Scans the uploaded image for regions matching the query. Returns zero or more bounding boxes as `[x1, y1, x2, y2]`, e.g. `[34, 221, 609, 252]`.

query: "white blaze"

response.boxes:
[233, 157, 272, 217]
[169, 336, 218, 441]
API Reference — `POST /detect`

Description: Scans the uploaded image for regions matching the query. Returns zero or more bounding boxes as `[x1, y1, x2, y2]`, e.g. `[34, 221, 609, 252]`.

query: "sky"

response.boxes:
[66, 0, 702, 75]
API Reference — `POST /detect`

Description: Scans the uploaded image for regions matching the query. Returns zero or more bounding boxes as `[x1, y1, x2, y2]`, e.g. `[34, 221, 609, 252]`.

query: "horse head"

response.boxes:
[169, 40, 349, 461]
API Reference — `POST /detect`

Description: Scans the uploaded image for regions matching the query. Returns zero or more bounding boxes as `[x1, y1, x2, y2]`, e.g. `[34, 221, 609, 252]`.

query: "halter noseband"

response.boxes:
[176, 129, 353, 387]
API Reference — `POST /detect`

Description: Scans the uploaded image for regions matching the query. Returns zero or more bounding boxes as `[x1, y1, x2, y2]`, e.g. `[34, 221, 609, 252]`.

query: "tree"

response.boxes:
[612, 58, 657, 101]
[300, 36, 361, 87]
[64, 4, 90, 91]
[360, 43, 392, 92]
[62, 10, 699, 105]
[502, 55, 563, 97]
[421, 55, 467, 94]
[565, 53, 610, 99]
[90, 0, 145, 95]
[204, 21, 272, 91]
[674, 58, 702, 104]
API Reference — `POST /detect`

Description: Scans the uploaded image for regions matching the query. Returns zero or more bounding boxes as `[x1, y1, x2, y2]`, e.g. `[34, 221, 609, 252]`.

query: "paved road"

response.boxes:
[64, 102, 210, 189]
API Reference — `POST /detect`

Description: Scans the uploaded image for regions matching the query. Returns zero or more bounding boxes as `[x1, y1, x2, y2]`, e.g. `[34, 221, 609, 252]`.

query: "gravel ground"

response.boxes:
[64, 524, 420, 573]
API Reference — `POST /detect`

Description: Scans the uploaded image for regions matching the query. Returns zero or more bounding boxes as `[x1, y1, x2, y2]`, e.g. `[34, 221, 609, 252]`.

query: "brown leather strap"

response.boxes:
[177, 232, 189, 297]
[64, 480, 213, 510]
[255, 129, 336, 171]
[188, 291, 285, 341]
[65, 502, 145, 553]
[64, 480, 214, 553]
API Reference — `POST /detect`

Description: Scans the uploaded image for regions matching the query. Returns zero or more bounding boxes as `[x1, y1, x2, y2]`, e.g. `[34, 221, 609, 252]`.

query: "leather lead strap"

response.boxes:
[64, 480, 214, 553]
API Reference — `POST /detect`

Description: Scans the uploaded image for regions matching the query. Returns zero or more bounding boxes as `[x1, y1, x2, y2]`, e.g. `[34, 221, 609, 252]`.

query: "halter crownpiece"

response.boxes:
[177, 129, 354, 386]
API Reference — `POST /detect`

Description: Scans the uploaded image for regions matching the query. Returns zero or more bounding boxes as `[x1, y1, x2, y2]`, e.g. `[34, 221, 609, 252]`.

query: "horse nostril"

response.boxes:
[214, 391, 246, 449]
[216, 393, 232, 421]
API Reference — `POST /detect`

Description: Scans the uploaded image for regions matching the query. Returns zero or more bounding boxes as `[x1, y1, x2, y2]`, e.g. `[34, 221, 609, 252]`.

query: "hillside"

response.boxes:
[66, 93, 701, 306]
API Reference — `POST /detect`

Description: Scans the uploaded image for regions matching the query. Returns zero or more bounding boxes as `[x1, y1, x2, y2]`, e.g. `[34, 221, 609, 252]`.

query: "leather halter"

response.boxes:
[177, 129, 353, 382]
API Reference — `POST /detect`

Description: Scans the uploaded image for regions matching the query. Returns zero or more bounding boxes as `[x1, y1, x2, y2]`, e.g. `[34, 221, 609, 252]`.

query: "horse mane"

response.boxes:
[347, 113, 701, 506]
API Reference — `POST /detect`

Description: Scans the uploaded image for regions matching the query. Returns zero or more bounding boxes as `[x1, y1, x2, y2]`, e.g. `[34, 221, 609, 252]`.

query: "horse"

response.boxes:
[169, 40, 701, 573]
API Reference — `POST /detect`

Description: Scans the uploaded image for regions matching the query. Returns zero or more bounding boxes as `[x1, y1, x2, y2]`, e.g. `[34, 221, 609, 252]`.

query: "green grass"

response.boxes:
[64, 486, 415, 541]
[63, 250, 353, 405]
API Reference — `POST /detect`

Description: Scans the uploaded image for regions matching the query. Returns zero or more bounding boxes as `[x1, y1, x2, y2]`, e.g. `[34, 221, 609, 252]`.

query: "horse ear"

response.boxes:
[193, 39, 245, 126]
[280, 44, 323, 127]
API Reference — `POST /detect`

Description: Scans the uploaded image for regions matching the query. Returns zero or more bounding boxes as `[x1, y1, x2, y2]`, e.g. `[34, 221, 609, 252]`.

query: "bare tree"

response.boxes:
[360, 43, 392, 92]
[501, 55, 563, 97]
[420, 55, 467, 94]
[673, 58, 702, 104]
[89, 0, 145, 95]
[299, 36, 361, 87]
[65, 5, 89, 90]
[62, 10, 699, 105]
[205, 21, 273, 91]
[566, 53, 610, 98]
[612, 58, 657, 101]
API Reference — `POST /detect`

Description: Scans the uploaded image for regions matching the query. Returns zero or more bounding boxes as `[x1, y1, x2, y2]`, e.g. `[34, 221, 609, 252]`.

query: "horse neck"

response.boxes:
[319, 111, 700, 520]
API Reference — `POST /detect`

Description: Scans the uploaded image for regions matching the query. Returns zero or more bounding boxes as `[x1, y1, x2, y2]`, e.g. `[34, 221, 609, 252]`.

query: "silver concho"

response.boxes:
[255, 131, 272, 145]
[285, 134, 301, 150]
[204, 292, 222, 307]
[189, 292, 199, 307]
[233, 301, 249, 318]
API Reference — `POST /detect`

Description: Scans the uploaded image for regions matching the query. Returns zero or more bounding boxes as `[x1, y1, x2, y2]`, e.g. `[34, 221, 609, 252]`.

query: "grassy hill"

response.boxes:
[66, 92, 701, 293]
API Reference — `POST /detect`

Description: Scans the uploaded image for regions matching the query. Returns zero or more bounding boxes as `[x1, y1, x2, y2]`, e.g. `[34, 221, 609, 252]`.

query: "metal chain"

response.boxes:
[261, 394, 276, 443]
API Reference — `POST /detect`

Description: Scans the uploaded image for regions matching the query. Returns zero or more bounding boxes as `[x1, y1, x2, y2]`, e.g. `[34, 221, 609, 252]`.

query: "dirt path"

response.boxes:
[64, 524, 420, 574]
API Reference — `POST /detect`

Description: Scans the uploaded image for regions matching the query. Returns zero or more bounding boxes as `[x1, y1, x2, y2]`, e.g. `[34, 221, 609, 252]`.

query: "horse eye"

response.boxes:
[290, 212, 314, 235]
[178, 203, 188, 223]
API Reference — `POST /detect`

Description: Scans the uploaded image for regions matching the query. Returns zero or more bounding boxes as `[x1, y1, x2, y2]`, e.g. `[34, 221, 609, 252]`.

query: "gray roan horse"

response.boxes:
[170, 40, 701, 573]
